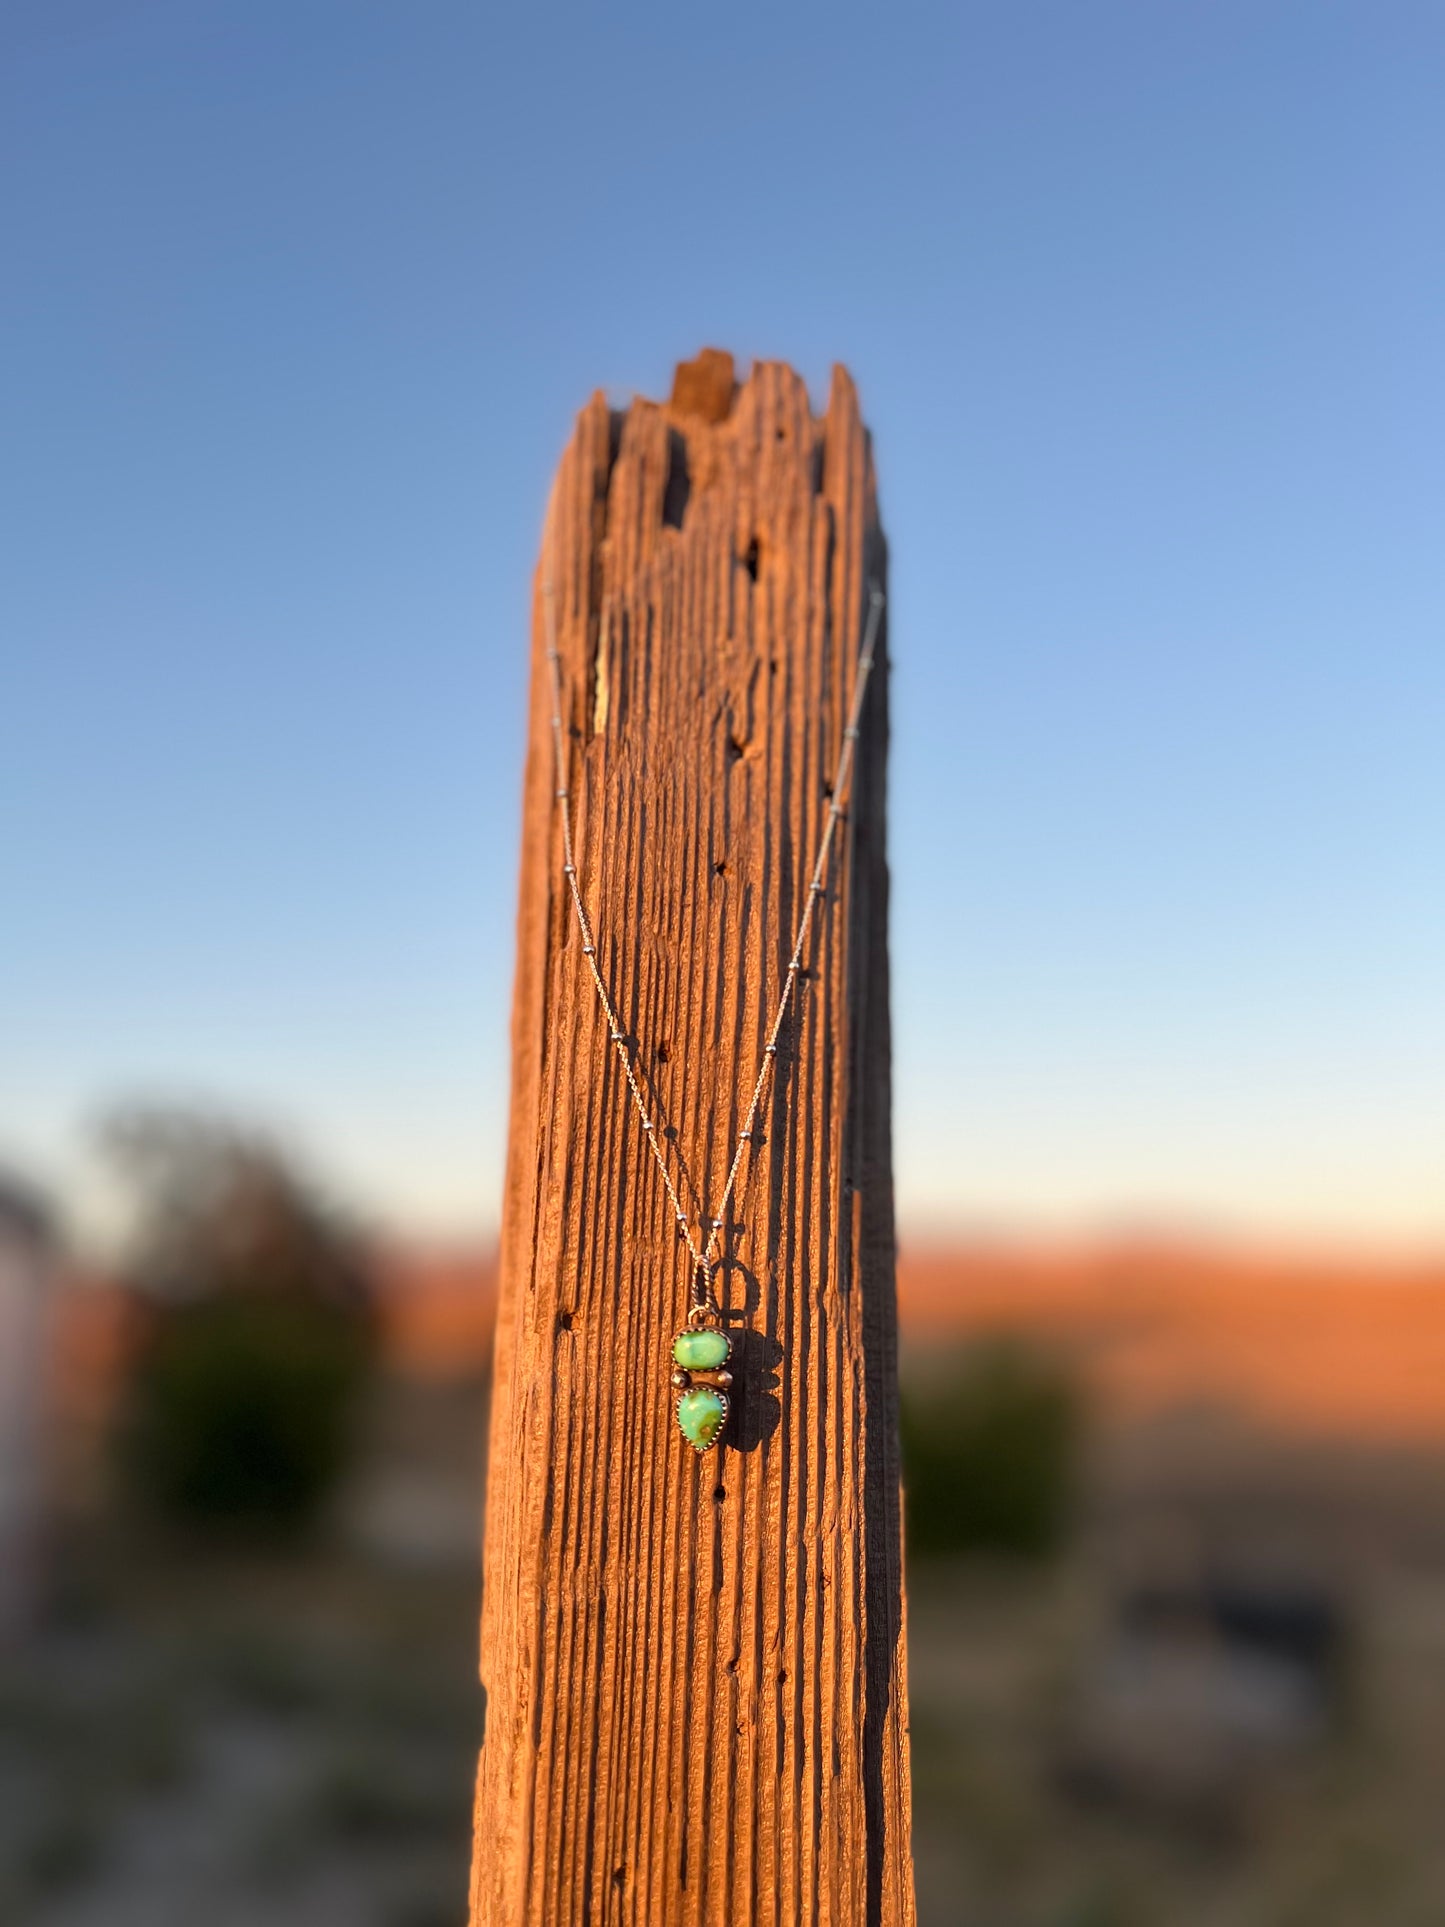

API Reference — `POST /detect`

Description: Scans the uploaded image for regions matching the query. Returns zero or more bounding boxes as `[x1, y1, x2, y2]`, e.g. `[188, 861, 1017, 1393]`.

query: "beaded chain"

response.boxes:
[542, 578, 884, 1449]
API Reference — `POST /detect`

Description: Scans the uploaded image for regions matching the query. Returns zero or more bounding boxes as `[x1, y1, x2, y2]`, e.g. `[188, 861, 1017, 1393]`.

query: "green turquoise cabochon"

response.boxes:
[672, 1328, 731, 1370]
[675, 1386, 728, 1452]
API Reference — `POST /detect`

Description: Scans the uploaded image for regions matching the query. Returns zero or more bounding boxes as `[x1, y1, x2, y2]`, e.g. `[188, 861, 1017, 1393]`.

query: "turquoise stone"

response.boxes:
[672, 1328, 731, 1371]
[676, 1386, 727, 1452]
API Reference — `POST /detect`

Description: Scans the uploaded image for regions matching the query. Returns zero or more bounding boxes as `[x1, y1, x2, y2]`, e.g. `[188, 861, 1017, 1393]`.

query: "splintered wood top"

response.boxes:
[472, 353, 913, 1926]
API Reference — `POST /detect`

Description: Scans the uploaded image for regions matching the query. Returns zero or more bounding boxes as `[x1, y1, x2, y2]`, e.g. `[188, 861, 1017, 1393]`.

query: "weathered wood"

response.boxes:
[472, 353, 914, 1926]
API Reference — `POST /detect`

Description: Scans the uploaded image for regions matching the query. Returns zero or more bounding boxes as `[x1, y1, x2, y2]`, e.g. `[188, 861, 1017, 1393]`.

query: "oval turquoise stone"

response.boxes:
[672, 1328, 731, 1371]
[676, 1386, 727, 1452]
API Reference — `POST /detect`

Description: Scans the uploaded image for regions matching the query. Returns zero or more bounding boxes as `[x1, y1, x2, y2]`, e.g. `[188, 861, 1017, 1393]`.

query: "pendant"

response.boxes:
[671, 1325, 732, 1453]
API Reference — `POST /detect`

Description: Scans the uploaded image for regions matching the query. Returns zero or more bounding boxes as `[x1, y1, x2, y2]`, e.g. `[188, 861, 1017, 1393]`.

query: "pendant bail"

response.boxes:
[688, 1257, 714, 1326]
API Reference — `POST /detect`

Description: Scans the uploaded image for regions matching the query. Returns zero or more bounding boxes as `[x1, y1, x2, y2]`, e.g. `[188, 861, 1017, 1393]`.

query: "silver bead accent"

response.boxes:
[541, 577, 885, 1319]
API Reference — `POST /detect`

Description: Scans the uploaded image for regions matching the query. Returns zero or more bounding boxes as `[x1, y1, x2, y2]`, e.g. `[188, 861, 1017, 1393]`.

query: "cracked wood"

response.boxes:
[472, 351, 914, 1927]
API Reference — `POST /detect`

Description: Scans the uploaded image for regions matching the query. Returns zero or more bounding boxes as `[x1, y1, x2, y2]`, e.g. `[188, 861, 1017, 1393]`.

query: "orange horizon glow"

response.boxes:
[367, 1232, 1445, 1449]
[49, 1231, 1445, 1454]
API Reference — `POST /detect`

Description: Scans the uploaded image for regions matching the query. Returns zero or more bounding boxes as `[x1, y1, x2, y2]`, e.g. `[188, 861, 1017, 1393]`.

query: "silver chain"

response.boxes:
[543, 579, 884, 1317]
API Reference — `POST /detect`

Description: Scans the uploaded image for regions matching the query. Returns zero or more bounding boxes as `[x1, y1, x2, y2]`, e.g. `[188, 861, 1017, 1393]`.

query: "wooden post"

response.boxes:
[472, 352, 914, 1926]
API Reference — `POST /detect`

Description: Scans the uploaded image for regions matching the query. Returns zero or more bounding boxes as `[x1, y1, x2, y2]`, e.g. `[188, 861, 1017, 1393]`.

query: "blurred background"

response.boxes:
[4, 3, 1444, 1923]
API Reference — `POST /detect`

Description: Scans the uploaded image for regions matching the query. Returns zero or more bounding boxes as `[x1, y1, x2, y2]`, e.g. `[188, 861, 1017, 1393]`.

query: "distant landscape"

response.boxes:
[57, 1230, 1445, 1470]
[346, 1233, 1445, 1445]
[27, 1232, 1445, 1925]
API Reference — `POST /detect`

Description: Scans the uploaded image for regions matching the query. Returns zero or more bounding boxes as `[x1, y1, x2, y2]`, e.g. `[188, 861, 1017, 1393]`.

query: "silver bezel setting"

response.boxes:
[674, 1384, 730, 1454]
[672, 1327, 733, 1452]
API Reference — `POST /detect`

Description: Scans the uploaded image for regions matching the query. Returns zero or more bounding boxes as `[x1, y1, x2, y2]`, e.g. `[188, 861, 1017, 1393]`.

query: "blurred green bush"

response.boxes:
[900, 1334, 1083, 1560]
[103, 1107, 377, 1533]
[125, 1291, 373, 1527]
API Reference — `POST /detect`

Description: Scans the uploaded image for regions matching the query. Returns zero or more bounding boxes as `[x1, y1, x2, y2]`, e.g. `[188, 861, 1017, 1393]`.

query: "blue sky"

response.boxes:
[3, 0, 1442, 1247]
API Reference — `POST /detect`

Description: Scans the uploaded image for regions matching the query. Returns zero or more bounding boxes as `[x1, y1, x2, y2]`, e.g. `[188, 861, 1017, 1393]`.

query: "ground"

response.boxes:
[6, 1373, 1445, 1925]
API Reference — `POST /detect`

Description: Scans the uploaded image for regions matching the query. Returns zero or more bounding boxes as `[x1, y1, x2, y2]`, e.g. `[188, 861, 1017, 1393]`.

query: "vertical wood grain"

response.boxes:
[472, 353, 914, 1926]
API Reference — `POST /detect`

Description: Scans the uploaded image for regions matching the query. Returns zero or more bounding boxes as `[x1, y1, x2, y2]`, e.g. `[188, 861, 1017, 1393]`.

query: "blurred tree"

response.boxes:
[900, 1334, 1083, 1560]
[100, 1108, 377, 1533]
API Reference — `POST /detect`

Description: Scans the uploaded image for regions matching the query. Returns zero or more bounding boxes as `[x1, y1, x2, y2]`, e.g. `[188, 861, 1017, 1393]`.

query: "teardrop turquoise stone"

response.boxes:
[676, 1386, 727, 1452]
[672, 1328, 731, 1371]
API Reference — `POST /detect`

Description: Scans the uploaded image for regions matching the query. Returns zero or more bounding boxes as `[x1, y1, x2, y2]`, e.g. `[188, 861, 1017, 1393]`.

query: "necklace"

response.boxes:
[542, 580, 885, 1454]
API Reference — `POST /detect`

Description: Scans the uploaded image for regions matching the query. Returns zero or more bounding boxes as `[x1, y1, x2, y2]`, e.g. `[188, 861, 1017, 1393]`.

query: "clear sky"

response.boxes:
[4, 0, 1443, 1249]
